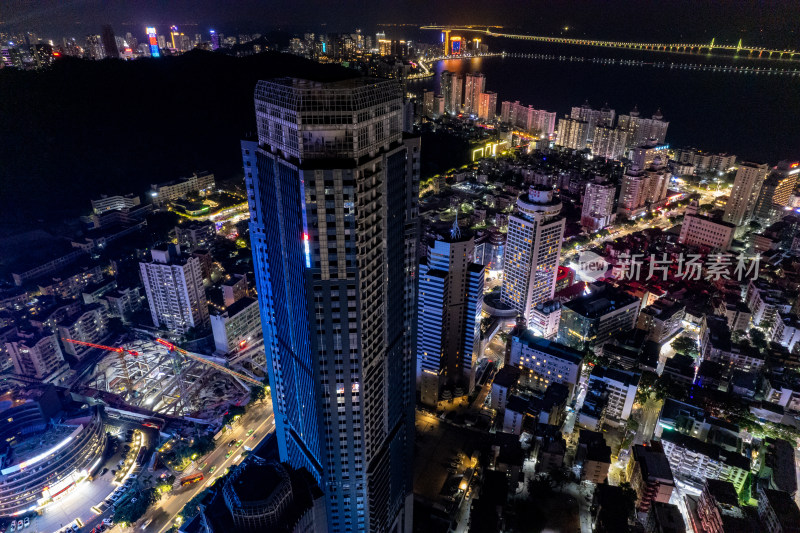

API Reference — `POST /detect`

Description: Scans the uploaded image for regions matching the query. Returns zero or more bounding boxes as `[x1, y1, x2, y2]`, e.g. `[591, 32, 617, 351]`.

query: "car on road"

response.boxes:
[103, 518, 113, 525]
[246, 429, 254, 436]
[228, 439, 236, 447]
[235, 440, 243, 448]
[17, 521, 22, 530]
[23, 518, 29, 528]
[9, 521, 15, 532]
[225, 450, 233, 458]
[208, 465, 216, 474]
[70, 525, 79, 532]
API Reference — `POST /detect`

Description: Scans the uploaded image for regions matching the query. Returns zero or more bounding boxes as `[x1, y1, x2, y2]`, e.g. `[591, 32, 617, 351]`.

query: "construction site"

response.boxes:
[74, 336, 264, 420]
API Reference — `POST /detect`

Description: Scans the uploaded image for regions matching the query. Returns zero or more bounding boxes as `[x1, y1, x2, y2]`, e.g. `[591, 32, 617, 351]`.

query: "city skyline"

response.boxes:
[2, 6, 800, 533]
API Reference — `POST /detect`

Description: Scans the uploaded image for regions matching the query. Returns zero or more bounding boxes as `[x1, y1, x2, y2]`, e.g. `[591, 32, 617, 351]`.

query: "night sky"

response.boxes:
[3, 0, 800, 48]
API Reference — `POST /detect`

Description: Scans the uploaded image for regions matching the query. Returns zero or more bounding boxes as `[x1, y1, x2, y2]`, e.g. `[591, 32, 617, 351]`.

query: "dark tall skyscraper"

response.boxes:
[245, 77, 419, 533]
[101, 25, 119, 59]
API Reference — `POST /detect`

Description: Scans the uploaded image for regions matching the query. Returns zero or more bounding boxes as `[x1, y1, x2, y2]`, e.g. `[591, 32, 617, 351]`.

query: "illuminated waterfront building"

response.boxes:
[570, 102, 615, 141]
[450, 36, 462, 55]
[247, 77, 418, 532]
[617, 107, 669, 148]
[463, 72, 485, 115]
[500, 186, 565, 325]
[501, 101, 557, 137]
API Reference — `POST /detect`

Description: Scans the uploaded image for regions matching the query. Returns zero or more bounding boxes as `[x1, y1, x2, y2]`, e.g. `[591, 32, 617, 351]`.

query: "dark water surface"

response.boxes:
[411, 38, 800, 163]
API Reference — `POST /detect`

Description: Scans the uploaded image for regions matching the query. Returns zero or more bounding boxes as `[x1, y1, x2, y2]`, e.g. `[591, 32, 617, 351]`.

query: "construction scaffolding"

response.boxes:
[86, 338, 249, 419]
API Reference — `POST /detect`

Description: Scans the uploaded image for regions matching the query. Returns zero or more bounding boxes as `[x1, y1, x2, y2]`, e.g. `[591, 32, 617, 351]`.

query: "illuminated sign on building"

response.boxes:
[146, 26, 160, 57]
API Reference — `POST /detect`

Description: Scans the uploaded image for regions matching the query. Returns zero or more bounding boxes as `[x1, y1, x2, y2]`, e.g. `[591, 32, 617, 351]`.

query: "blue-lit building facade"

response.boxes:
[417, 224, 484, 407]
[245, 77, 418, 533]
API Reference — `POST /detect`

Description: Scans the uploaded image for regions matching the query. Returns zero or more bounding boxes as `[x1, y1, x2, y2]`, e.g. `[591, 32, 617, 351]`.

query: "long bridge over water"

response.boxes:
[421, 25, 799, 61]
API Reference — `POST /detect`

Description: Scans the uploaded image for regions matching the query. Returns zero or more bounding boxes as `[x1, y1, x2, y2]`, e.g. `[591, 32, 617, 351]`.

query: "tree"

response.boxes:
[548, 465, 571, 490]
[635, 371, 659, 403]
[749, 328, 767, 350]
[619, 482, 638, 516]
[528, 477, 553, 498]
[114, 488, 159, 525]
[182, 490, 208, 520]
[249, 384, 267, 404]
[748, 220, 762, 230]
[671, 336, 697, 357]
[222, 405, 246, 426]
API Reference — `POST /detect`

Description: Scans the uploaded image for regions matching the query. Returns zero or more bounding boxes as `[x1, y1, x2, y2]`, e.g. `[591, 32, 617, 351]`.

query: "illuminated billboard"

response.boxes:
[146, 26, 160, 57]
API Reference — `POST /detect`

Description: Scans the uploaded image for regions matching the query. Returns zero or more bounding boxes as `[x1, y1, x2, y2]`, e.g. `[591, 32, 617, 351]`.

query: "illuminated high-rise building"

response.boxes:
[556, 116, 590, 150]
[752, 161, 800, 225]
[450, 36, 462, 55]
[591, 126, 628, 160]
[617, 107, 669, 148]
[247, 77, 418, 533]
[477, 91, 497, 121]
[145, 26, 160, 57]
[210, 30, 220, 50]
[463, 72, 485, 115]
[722, 161, 769, 226]
[501, 186, 566, 325]
[571, 102, 615, 140]
[440, 70, 453, 114]
[422, 89, 434, 118]
[417, 222, 484, 407]
[139, 245, 209, 335]
[581, 177, 617, 230]
[440, 70, 463, 115]
[501, 101, 556, 136]
[170, 26, 180, 49]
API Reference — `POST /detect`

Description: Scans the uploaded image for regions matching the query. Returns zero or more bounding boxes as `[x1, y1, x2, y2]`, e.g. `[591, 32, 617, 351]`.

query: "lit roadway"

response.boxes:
[105, 402, 275, 533]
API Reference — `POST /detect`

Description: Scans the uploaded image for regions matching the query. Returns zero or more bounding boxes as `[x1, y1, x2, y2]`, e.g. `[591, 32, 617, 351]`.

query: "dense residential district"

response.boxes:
[2, 23, 800, 533]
